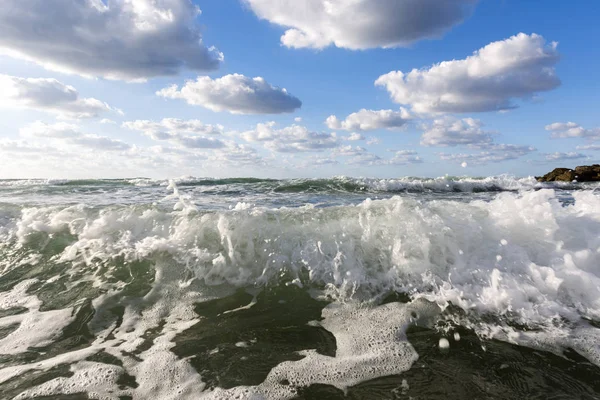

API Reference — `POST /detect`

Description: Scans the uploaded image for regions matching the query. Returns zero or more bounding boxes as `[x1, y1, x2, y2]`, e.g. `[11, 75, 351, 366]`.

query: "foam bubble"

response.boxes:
[212, 300, 440, 399]
[13, 361, 128, 400]
[2, 187, 600, 397]
[439, 338, 450, 350]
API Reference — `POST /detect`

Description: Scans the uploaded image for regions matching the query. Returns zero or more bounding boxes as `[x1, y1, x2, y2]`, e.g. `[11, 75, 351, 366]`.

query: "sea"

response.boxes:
[0, 176, 599, 400]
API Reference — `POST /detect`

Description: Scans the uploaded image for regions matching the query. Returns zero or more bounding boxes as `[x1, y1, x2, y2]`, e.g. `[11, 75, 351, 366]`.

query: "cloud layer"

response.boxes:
[124, 118, 227, 149]
[376, 33, 560, 113]
[123, 118, 225, 140]
[439, 144, 536, 165]
[0, 74, 116, 119]
[241, 122, 339, 152]
[544, 152, 587, 162]
[420, 117, 495, 147]
[157, 74, 302, 114]
[546, 122, 600, 140]
[19, 121, 131, 151]
[0, 0, 222, 80]
[244, 0, 477, 50]
[326, 108, 411, 131]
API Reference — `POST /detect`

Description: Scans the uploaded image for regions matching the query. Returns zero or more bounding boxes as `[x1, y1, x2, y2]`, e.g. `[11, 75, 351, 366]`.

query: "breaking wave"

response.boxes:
[1, 182, 599, 398]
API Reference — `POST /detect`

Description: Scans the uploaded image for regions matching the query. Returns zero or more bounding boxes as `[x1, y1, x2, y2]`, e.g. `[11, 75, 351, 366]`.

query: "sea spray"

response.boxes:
[0, 179, 599, 398]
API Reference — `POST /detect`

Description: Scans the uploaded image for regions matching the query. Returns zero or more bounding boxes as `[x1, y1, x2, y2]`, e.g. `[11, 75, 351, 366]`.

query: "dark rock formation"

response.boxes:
[536, 164, 600, 182]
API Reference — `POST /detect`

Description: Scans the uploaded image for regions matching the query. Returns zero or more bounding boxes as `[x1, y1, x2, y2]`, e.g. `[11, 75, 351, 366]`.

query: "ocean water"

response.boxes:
[0, 176, 599, 399]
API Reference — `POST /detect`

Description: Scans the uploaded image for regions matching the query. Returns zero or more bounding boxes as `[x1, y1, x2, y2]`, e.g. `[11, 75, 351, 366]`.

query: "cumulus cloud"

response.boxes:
[347, 149, 422, 166]
[577, 144, 600, 151]
[20, 121, 80, 138]
[123, 118, 225, 140]
[208, 143, 265, 166]
[326, 108, 411, 131]
[545, 122, 600, 140]
[310, 157, 340, 166]
[157, 74, 302, 114]
[544, 152, 588, 162]
[174, 136, 226, 149]
[2, 122, 271, 178]
[0, 0, 222, 80]
[70, 135, 132, 151]
[345, 133, 365, 141]
[331, 145, 369, 157]
[243, 0, 477, 50]
[347, 153, 384, 165]
[18, 121, 131, 151]
[376, 33, 560, 113]
[0, 140, 58, 155]
[439, 144, 535, 165]
[333, 145, 421, 166]
[124, 118, 228, 149]
[387, 150, 423, 165]
[420, 117, 495, 147]
[241, 122, 340, 153]
[366, 137, 381, 145]
[0, 74, 116, 119]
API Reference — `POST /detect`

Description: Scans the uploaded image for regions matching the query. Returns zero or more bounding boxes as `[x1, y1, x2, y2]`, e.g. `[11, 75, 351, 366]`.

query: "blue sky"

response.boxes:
[0, 0, 598, 179]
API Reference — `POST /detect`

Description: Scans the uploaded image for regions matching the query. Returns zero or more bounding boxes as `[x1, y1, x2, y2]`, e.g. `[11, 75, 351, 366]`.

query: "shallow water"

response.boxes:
[0, 176, 599, 399]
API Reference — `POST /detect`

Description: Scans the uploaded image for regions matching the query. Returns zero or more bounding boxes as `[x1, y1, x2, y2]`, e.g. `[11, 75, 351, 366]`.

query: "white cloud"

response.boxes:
[345, 133, 365, 141]
[174, 136, 226, 149]
[0, 140, 58, 154]
[70, 135, 132, 151]
[476, 143, 536, 153]
[0, 74, 115, 119]
[326, 108, 411, 131]
[100, 119, 117, 125]
[1, 122, 272, 178]
[439, 144, 535, 165]
[376, 33, 560, 113]
[366, 137, 381, 145]
[544, 152, 588, 162]
[0, 0, 222, 80]
[387, 150, 423, 165]
[545, 122, 600, 140]
[208, 143, 265, 166]
[332, 145, 368, 157]
[577, 144, 600, 151]
[157, 74, 302, 114]
[123, 118, 225, 140]
[347, 153, 384, 165]
[294, 117, 303, 122]
[297, 156, 340, 169]
[18, 121, 131, 152]
[421, 117, 495, 147]
[344, 148, 422, 166]
[124, 118, 229, 149]
[422, 116, 536, 165]
[243, 0, 478, 50]
[241, 122, 339, 153]
[20, 121, 81, 138]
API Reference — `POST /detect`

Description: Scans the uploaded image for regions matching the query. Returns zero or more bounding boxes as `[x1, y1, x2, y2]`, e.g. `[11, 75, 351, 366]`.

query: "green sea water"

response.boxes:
[0, 177, 599, 399]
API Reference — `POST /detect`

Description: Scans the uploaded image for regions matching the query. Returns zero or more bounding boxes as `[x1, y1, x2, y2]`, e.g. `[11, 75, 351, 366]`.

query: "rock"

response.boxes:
[574, 164, 600, 181]
[536, 164, 600, 182]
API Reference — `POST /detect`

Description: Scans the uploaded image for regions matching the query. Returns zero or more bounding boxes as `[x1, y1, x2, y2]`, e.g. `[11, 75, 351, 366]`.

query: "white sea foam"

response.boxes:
[13, 361, 128, 400]
[1, 185, 600, 398]
[7, 189, 600, 325]
[3, 175, 596, 193]
[210, 300, 440, 399]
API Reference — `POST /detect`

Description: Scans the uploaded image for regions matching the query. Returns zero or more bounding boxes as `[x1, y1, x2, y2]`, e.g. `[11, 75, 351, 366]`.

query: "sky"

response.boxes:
[0, 0, 599, 179]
